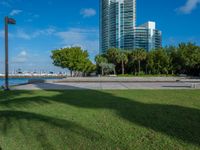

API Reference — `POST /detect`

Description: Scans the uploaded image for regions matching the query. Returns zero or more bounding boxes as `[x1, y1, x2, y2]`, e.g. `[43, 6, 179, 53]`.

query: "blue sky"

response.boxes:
[0, 0, 200, 73]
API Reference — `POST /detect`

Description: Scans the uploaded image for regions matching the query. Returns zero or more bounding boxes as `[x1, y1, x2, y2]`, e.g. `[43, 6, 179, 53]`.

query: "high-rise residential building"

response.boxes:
[100, 0, 136, 53]
[100, 0, 162, 53]
[133, 21, 162, 52]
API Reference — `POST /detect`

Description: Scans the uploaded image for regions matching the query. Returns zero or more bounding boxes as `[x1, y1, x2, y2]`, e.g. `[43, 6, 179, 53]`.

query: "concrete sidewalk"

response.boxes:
[52, 77, 183, 82]
[46, 77, 200, 83]
[12, 81, 200, 90]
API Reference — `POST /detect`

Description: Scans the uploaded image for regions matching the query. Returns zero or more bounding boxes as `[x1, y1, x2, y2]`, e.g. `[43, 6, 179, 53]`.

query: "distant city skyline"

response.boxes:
[0, 0, 200, 73]
[99, 0, 162, 53]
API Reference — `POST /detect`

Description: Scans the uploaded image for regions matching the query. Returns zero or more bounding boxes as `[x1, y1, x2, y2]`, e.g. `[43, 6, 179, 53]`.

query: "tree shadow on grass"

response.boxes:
[0, 110, 112, 149]
[0, 95, 50, 109]
[0, 83, 200, 147]
[46, 89, 200, 146]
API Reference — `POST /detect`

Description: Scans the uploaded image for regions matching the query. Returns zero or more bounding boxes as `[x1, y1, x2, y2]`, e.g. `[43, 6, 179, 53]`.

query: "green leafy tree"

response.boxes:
[177, 43, 200, 75]
[94, 43, 200, 76]
[165, 46, 181, 74]
[51, 48, 72, 75]
[83, 60, 96, 76]
[147, 48, 170, 74]
[51, 47, 94, 77]
[146, 52, 154, 74]
[166, 43, 200, 75]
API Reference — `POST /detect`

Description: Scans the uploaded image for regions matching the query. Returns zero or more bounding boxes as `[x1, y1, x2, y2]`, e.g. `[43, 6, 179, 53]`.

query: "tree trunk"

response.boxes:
[101, 68, 104, 76]
[75, 71, 78, 77]
[122, 61, 124, 75]
[138, 60, 141, 74]
[114, 68, 116, 75]
[70, 70, 73, 77]
[145, 64, 147, 75]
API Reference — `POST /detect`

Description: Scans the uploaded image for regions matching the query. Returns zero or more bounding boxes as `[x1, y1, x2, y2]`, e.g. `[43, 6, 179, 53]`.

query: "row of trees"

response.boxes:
[95, 43, 200, 76]
[51, 43, 200, 77]
[51, 47, 96, 76]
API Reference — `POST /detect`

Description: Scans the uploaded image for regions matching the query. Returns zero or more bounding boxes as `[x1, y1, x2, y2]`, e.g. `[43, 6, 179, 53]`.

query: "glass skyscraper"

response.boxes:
[100, 0, 162, 53]
[133, 22, 162, 52]
[100, 0, 136, 53]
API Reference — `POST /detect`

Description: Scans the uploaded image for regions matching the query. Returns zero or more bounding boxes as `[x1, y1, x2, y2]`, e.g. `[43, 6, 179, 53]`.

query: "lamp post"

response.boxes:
[4, 16, 16, 91]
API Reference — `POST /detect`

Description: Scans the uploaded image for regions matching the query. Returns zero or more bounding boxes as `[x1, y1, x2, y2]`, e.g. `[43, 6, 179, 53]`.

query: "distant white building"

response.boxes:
[133, 21, 162, 51]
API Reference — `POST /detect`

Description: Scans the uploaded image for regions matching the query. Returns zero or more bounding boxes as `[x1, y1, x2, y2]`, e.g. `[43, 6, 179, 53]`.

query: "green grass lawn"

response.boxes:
[0, 90, 199, 150]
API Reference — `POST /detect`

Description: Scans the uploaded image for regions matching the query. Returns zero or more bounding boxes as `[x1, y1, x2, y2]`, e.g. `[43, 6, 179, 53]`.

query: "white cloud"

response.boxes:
[0, 0, 19, 7]
[0, 30, 14, 38]
[176, 0, 200, 14]
[1, 27, 99, 61]
[13, 27, 56, 40]
[1, 27, 56, 40]
[9, 9, 23, 16]
[16, 29, 31, 40]
[0, 30, 3, 38]
[32, 27, 56, 38]
[57, 29, 87, 43]
[56, 28, 99, 59]
[80, 8, 96, 18]
[33, 14, 40, 18]
[0, 1, 11, 7]
[56, 28, 98, 45]
[25, 14, 40, 22]
[19, 51, 27, 57]
[12, 50, 28, 63]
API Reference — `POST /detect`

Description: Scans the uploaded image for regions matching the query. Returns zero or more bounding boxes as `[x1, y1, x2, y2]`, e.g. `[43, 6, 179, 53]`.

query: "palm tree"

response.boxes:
[117, 52, 128, 75]
[131, 48, 147, 74]
[95, 55, 108, 76]
[106, 48, 119, 64]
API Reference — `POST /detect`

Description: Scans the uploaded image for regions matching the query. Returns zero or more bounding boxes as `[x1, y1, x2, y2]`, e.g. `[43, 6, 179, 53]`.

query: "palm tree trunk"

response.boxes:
[70, 70, 73, 77]
[145, 64, 147, 75]
[122, 61, 124, 75]
[138, 60, 141, 74]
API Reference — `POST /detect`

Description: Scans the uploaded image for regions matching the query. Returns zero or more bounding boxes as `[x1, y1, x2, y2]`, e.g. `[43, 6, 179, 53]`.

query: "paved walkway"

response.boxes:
[12, 81, 200, 90]
[51, 77, 200, 82]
